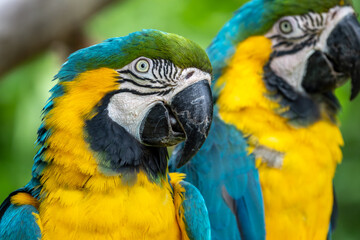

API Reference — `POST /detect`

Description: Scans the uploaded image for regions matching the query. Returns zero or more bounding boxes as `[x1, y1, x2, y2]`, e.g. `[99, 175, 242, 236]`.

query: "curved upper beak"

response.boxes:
[326, 13, 360, 100]
[140, 80, 213, 167]
[170, 80, 213, 168]
[302, 11, 360, 100]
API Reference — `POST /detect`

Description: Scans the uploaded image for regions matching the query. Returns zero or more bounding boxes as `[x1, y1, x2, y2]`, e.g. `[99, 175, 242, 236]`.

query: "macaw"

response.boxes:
[170, 1, 360, 239]
[0, 29, 214, 240]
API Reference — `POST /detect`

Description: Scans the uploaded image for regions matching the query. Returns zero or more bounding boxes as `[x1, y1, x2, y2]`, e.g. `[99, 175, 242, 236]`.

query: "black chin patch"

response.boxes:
[302, 51, 337, 94]
[84, 91, 168, 180]
[263, 63, 340, 125]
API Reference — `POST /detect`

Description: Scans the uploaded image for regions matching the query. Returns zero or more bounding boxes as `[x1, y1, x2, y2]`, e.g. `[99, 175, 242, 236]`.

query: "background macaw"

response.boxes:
[170, 0, 360, 239]
[0, 29, 213, 240]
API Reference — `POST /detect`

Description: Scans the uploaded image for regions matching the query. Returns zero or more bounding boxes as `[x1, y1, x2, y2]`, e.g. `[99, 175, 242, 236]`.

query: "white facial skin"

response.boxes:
[265, 6, 355, 93]
[106, 57, 211, 142]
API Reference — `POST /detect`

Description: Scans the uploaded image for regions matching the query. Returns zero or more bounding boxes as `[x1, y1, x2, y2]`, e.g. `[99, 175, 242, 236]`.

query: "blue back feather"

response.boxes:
[181, 181, 211, 240]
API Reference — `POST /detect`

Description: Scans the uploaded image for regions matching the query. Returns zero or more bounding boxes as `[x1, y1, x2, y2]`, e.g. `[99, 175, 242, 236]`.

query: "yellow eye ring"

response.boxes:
[279, 20, 293, 34]
[135, 59, 150, 73]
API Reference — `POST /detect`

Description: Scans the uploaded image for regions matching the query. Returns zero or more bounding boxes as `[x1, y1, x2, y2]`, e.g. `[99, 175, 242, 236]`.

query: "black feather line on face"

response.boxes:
[272, 34, 317, 58]
[263, 62, 340, 126]
[84, 91, 168, 181]
[117, 69, 157, 83]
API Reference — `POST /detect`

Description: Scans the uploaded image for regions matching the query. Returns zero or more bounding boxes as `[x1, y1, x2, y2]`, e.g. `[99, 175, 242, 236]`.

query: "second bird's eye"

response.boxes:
[279, 20, 293, 34]
[135, 59, 150, 73]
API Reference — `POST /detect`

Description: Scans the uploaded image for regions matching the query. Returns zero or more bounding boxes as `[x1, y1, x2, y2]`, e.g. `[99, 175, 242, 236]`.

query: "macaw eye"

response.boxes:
[135, 59, 150, 73]
[279, 20, 293, 34]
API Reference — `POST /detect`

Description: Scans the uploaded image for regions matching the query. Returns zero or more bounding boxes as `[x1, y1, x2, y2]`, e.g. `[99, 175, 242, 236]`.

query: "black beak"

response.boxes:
[140, 80, 213, 167]
[326, 14, 360, 100]
[302, 14, 360, 100]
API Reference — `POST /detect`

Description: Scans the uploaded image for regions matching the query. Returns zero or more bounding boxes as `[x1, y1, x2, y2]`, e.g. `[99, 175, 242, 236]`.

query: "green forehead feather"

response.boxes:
[57, 29, 211, 82]
[122, 30, 212, 73]
[261, 0, 353, 31]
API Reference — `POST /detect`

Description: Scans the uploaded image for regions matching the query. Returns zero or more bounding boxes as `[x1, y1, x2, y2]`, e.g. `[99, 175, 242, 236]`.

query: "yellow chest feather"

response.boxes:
[216, 36, 344, 239]
[39, 172, 181, 240]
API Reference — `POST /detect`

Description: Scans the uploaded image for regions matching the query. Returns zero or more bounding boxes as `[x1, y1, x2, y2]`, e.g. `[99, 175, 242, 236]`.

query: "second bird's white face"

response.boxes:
[265, 6, 355, 93]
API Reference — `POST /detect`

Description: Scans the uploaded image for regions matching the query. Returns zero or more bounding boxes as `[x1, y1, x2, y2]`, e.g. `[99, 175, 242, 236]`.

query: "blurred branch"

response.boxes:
[0, 0, 121, 78]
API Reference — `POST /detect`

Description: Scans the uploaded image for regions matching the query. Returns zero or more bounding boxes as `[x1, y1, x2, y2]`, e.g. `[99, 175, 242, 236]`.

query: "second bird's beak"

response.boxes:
[140, 80, 213, 168]
[302, 11, 360, 100]
[326, 13, 360, 100]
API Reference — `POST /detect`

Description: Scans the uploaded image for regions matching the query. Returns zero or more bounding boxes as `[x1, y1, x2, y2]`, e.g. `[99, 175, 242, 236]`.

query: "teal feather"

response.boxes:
[0, 204, 41, 240]
[181, 181, 211, 240]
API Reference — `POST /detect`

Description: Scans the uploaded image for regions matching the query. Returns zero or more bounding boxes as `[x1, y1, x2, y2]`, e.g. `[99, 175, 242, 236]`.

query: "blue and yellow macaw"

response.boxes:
[0, 29, 214, 240]
[170, 1, 360, 239]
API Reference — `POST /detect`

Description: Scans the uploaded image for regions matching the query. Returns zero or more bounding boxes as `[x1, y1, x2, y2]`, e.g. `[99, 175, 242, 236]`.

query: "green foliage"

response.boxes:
[0, 0, 359, 238]
[87, 0, 248, 48]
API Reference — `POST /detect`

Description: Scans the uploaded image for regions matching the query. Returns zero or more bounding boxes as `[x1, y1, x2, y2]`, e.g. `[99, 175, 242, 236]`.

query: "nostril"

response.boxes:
[185, 71, 195, 79]
[169, 115, 177, 127]
[170, 115, 183, 133]
[166, 106, 183, 133]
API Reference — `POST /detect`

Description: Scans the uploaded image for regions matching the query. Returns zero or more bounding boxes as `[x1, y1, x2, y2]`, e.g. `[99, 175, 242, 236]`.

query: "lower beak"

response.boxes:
[140, 80, 213, 167]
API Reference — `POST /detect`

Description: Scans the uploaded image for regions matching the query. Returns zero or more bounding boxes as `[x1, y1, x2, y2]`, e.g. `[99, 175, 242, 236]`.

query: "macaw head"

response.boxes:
[209, 0, 360, 123]
[35, 30, 212, 180]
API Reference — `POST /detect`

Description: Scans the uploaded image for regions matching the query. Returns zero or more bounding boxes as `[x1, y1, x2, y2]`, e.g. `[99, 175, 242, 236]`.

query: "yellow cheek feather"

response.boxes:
[43, 67, 120, 176]
[215, 36, 280, 112]
[216, 36, 343, 239]
[38, 68, 186, 239]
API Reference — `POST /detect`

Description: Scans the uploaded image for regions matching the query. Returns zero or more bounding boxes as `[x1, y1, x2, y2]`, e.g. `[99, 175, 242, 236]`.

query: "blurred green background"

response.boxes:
[0, 0, 359, 238]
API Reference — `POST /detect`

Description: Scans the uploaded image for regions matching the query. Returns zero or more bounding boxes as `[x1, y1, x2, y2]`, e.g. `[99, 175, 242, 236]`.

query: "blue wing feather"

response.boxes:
[222, 169, 265, 240]
[170, 107, 265, 240]
[181, 181, 211, 240]
[0, 188, 41, 240]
